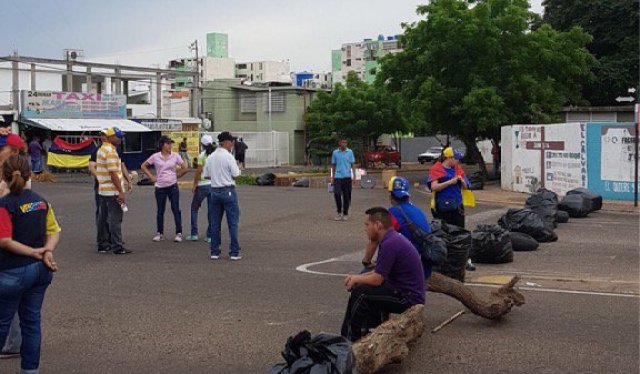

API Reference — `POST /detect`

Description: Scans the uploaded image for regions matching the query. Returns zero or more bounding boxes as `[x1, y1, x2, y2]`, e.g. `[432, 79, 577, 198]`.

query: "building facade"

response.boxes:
[235, 61, 291, 83]
[202, 79, 318, 164]
[206, 32, 229, 58]
[332, 34, 402, 85]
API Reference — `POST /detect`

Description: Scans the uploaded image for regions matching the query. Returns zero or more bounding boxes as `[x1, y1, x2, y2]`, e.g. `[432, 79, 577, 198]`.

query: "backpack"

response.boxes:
[397, 205, 447, 267]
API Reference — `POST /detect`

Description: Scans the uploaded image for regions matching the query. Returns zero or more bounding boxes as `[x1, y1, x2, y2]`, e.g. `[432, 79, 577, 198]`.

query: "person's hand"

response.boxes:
[0, 127, 10, 136]
[43, 251, 58, 272]
[117, 191, 125, 205]
[30, 248, 47, 260]
[150, 175, 157, 184]
[127, 182, 133, 193]
[344, 275, 358, 291]
[191, 185, 197, 195]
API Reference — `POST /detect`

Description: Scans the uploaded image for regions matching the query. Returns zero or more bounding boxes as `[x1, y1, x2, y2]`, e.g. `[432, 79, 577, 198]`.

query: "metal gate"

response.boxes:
[202, 131, 289, 168]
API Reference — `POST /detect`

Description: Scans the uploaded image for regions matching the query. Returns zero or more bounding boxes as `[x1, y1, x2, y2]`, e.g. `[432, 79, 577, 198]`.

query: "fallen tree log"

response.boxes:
[351, 304, 424, 374]
[426, 272, 525, 320]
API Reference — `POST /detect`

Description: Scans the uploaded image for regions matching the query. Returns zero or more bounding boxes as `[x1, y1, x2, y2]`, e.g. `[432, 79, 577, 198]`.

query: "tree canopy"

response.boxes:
[377, 0, 595, 171]
[542, 0, 639, 105]
[305, 71, 405, 153]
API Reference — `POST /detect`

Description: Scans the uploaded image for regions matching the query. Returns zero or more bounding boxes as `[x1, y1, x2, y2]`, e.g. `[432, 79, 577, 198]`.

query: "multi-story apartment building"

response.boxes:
[332, 34, 402, 85]
[235, 60, 290, 83]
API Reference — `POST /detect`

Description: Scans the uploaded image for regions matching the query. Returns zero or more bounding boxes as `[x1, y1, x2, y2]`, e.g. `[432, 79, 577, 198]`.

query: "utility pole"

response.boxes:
[189, 39, 200, 119]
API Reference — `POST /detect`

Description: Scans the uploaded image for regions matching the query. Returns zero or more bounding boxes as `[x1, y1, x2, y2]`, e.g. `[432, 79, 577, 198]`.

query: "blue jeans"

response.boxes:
[155, 184, 182, 235]
[30, 157, 43, 174]
[2, 313, 20, 353]
[0, 262, 53, 373]
[190, 185, 212, 238]
[208, 186, 240, 256]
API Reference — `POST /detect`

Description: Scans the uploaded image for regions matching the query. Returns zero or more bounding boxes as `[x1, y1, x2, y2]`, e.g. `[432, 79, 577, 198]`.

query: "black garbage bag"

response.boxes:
[525, 188, 559, 228]
[293, 178, 310, 188]
[468, 171, 484, 190]
[498, 208, 557, 243]
[256, 173, 276, 186]
[271, 330, 355, 374]
[558, 194, 591, 218]
[137, 176, 154, 186]
[431, 220, 471, 282]
[556, 210, 569, 223]
[566, 187, 602, 212]
[470, 225, 514, 264]
[510, 232, 539, 251]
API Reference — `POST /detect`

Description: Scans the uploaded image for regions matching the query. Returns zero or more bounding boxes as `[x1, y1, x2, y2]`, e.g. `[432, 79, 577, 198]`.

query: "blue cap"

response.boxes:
[388, 176, 410, 198]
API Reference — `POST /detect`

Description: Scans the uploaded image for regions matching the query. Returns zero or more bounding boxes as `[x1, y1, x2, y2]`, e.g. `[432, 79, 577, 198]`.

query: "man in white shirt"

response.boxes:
[202, 131, 242, 260]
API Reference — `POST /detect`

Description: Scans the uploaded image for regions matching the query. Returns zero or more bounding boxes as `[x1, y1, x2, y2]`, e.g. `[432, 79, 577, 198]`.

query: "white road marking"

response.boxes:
[296, 258, 640, 299]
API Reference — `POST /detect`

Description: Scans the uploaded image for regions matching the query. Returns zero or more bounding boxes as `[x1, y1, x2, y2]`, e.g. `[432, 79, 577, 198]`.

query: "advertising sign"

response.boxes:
[133, 119, 182, 131]
[21, 90, 126, 119]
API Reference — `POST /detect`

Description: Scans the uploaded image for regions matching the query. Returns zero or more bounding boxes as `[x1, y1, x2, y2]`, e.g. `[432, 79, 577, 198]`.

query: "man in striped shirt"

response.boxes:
[96, 127, 131, 255]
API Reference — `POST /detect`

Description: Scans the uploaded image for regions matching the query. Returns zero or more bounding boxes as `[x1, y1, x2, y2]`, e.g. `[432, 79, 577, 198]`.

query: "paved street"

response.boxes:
[1, 181, 638, 374]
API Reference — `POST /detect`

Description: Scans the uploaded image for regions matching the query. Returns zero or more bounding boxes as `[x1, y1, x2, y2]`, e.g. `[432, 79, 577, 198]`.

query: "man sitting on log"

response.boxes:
[341, 207, 425, 342]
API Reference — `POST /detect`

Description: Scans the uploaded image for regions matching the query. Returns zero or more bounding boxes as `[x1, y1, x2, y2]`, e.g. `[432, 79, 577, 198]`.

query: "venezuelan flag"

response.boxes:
[47, 137, 97, 168]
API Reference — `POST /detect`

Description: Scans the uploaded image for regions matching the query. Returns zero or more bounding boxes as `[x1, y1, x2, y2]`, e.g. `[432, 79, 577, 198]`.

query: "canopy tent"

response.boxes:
[23, 118, 152, 133]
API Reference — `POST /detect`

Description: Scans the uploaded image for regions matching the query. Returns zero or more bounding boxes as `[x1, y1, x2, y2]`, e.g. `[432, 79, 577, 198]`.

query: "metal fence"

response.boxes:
[202, 131, 289, 168]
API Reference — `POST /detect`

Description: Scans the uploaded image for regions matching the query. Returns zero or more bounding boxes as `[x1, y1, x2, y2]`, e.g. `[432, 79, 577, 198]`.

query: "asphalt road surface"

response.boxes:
[1, 181, 637, 374]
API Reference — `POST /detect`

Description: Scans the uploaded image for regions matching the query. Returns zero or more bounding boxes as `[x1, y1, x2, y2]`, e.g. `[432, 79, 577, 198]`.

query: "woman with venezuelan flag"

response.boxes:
[426, 147, 470, 228]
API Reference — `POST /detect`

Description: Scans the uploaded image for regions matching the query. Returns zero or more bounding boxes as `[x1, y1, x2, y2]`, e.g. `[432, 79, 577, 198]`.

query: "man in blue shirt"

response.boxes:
[341, 207, 425, 341]
[331, 139, 355, 221]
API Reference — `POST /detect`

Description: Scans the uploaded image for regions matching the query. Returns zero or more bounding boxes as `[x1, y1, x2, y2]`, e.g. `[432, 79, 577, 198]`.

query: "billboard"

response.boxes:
[21, 90, 126, 119]
[586, 123, 638, 200]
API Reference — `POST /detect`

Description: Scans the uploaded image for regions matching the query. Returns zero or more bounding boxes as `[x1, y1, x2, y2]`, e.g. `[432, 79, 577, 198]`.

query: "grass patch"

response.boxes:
[236, 174, 257, 185]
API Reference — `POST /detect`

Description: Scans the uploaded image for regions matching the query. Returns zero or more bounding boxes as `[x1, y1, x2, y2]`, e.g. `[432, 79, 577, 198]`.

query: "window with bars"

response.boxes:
[263, 91, 286, 112]
[240, 93, 257, 113]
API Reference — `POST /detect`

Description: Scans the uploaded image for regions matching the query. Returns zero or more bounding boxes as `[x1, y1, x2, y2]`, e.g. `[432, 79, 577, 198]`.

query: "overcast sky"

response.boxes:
[3, 0, 543, 72]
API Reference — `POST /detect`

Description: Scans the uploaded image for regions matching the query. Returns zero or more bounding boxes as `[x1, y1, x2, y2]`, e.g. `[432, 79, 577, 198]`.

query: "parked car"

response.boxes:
[364, 145, 401, 168]
[418, 147, 444, 164]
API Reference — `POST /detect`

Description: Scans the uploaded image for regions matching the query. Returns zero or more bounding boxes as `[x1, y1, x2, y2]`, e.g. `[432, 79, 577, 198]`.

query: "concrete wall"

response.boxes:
[202, 58, 236, 81]
[501, 122, 638, 200]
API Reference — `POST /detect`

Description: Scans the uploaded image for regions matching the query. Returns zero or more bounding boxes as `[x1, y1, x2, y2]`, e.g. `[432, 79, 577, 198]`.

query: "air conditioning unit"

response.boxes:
[63, 49, 85, 61]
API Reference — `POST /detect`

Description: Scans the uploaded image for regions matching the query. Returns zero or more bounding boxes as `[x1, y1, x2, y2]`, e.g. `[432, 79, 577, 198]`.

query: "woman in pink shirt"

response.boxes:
[141, 136, 188, 242]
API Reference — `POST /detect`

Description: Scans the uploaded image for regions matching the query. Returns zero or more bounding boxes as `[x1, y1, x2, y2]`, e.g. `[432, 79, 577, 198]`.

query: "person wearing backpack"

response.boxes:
[361, 177, 437, 278]
[427, 147, 469, 228]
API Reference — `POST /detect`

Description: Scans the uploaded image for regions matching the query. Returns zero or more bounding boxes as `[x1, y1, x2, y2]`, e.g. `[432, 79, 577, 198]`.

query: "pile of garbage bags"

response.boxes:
[271, 331, 355, 374]
[430, 220, 471, 282]
[256, 173, 277, 186]
[470, 225, 514, 264]
[498, 208, 558, 243]
[525, 188, 560, 228]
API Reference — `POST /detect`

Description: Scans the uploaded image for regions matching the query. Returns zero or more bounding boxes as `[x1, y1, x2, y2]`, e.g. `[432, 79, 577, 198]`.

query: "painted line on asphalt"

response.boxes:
[295, 258, 640, 299]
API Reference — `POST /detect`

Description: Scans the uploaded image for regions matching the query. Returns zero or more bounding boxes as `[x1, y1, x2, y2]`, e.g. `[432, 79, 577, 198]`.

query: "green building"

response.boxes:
[207, 32, 229, 58]
[202, 80, 319, 165]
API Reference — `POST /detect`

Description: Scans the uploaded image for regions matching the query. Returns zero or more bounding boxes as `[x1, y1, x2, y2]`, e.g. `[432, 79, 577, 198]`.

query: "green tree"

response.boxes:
[543, 0, 639, 105]
[378, 0, 595, 176]
[305, 71, 406, 162]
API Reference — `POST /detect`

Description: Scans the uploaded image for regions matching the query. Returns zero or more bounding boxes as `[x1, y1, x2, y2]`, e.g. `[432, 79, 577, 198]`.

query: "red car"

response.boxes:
[364, 145, 401, 168]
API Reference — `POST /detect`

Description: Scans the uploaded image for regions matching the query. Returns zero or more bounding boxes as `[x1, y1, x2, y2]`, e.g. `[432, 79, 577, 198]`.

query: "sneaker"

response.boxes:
[466, 258, 476, 271]
[206, 237, 211, 243]
[113, 248, 133, 255]
[152, 233, 164, 242]
[97, 248, 110, 254]
[186, 235, 199, 241]
[341, 215, 349, 221]
[210, 255, 220, 260]
[0, 352, 19, 359]
[230, 255, 242, 261]
[174, 234, 183, 243]
[334, 214, 343, 221]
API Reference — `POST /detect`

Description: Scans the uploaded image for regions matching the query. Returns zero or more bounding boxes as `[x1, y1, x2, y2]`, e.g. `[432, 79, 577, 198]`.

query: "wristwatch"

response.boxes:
[361, 260, 372, 267]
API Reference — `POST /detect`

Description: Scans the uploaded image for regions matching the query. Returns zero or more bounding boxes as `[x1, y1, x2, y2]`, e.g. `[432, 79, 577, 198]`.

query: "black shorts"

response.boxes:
[236, 153, 245, 163]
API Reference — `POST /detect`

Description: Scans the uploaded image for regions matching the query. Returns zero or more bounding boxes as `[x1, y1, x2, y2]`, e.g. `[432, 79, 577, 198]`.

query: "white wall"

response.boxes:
[202, 57, 236, 81]
[501, 123, 587, 195]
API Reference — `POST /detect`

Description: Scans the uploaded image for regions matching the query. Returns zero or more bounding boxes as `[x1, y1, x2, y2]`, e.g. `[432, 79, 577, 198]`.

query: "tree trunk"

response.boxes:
[351, 304, 425, 374]
[465, 139, 489, 179]
[426, 272, 525, 320]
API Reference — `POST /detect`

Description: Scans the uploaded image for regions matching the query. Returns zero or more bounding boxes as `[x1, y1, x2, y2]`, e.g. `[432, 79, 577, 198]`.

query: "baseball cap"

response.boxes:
[159, 135, 174, 145]
[443, 147, 463, 160]
[101, 127, 125, 139]
[201, 134, 213, 146]
[217, 131, 237, 143]
[0, 134, 26, 150]
[388, 176, 410, 199]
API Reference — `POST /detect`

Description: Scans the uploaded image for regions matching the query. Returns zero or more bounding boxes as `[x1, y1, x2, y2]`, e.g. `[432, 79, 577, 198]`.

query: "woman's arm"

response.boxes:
[177, 160, 188, 179]
[430, 177, 459, 192]
[140, 160, 156, 183]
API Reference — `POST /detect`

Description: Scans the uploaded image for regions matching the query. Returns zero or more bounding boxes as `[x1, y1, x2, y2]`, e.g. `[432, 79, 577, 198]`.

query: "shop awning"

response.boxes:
[23, 118, 152, 132]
